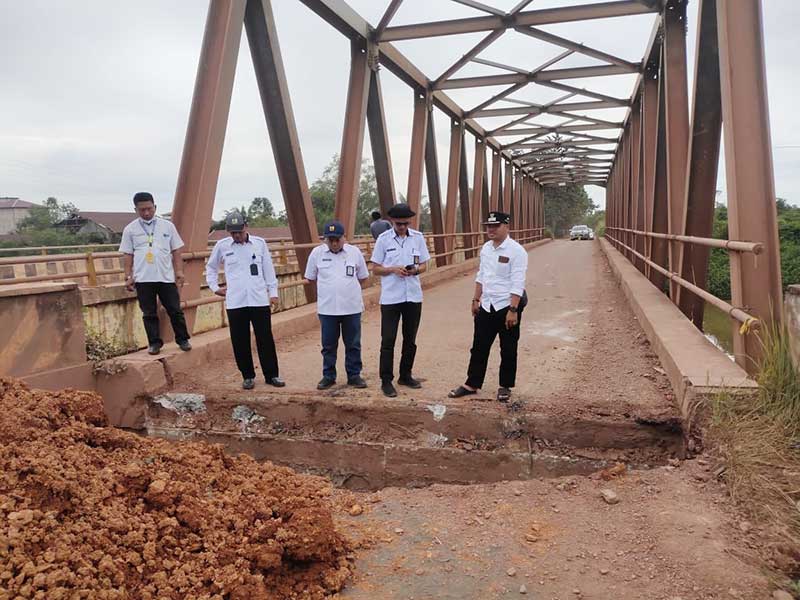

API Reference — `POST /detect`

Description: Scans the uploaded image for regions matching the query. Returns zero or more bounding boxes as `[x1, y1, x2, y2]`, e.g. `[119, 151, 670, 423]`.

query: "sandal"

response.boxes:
[448, 385, 477, 398]
[497, 387, 511, 402]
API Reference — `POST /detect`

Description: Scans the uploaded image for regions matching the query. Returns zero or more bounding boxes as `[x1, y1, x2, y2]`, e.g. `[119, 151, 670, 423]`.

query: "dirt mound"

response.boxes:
[0, 378, 352, 599]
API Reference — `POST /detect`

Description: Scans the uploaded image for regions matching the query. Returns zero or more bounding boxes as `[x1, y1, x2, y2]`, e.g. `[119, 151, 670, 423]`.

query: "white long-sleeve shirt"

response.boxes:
[475, 236, 528, 312]
[205, 234, 278, 310]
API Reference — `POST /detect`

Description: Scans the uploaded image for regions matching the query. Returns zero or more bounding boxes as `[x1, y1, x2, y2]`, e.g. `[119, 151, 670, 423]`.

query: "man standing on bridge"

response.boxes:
[449, 211, 528, 403]
[369, 210, 392, 240]
[205, 211, 285, 390]
[303, 220, 369, 390]
[120, 191, 191, 355]
[370, 203, 431, 398]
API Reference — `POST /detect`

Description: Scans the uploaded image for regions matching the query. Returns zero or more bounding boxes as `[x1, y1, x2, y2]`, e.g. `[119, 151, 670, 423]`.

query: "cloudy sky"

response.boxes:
[1, 0, 797, 220]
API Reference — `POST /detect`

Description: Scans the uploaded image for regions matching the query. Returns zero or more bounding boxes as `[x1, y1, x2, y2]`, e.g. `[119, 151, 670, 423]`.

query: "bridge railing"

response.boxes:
[0, 228, 545, 290]
[604, 227, 760, 330]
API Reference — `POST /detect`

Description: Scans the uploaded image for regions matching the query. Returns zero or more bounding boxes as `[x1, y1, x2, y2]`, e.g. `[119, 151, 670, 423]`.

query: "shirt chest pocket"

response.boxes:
[382, 247, 402, 266]
[495, 256, 511, 276]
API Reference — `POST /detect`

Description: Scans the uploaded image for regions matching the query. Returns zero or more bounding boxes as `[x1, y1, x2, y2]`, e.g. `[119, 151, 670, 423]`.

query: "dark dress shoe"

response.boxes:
[178, 340, 192, 351]
[267, 377, 286, 388]
[497, 387, 511, 402]
[147, 343, 162, 355]
[347, 376, 367, 389]
[397, 375, 422, 389]
[317, 377, 336, 390]
[242, 378, 255, 390]
[381, 381, 398, 398]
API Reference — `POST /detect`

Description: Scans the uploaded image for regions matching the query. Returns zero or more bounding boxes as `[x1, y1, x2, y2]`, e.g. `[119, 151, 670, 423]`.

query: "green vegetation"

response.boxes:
[707, 198, 800, 299]
[709, 320, 800, 590]
[84, 328, 136, 375]
[542, 184, 599, 238]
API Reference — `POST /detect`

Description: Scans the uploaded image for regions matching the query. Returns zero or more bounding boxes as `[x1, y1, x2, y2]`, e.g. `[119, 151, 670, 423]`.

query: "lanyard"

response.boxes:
[139, 219, 155, 247]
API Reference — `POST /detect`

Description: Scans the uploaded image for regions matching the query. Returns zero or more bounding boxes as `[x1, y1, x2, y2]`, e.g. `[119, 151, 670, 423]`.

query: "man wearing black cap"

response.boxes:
[303, 220, 369, 390]
[205, 211, 285, 390]
[370, 203, 431, 397]
[449, 211, 528, 403]
[119, 191, 191, 355]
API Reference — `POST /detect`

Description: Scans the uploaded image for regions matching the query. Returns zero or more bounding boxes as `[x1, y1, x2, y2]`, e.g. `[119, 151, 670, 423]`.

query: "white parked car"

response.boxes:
[569, 225, 592, 240]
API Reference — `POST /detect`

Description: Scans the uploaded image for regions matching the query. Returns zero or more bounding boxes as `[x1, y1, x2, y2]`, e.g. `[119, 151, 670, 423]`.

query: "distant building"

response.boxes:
[0, 198, 42, 234]
[208, 226, 291, 242]
[56, 211, 138, 243]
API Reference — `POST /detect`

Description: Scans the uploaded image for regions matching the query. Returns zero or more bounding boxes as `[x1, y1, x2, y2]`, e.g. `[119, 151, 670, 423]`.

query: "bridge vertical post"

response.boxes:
[649, 46, 670, 292]
[172, 0, 246, 333]
[482, 168, 490, 229]
[444, 119, 464, 261]
[503, 161, 513, 215]
[423, 109, 447, 266]
[367, 68, 397, 217]
[641, 67, 659, 279]
[630, 97, 644, 273]
[245, 0, 318, 303]
[471, 136, 487, 254]
[621, 126, 631, 260]
[458, 131, 473, 258]
[677, 0, 722, 329]
[717, 0, 783, 372]
[335, 38, 371, 237]
[663, 0, 691, 302]
[512, 169, 522, 236]
[489, 151, 502, 212]
[406, 90, 429, 230]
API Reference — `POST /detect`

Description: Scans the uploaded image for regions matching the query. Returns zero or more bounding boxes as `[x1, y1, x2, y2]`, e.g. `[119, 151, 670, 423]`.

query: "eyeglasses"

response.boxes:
[394, 221, 409, 226]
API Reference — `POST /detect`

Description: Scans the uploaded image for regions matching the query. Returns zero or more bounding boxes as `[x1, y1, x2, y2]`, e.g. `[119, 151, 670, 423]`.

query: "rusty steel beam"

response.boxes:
[434, 29, 505, 85]
[379, 1, 659, 41]
[536, 80, 629, 105]
[482, 168, 490, 226]
[444, 119, 464, 258]
[367, 68, 397, 216]
[492, 123, 622, 137]
[452, 0, 505, 17]
[424, 109, 447, 266]
[471, 136, 487, 251]
[717, 0, 783, 371]
[459, 130, 475, 257]
[490, 150, 502, 211]
[406, 90, 429, 229]
[634, 96, 647, 273]
[436, 64, 634, 90]
[375, 0, 403, 37]
[649, 50, 669, 292]
[335, 39, 371, 236]
[471, 99, 625, 118]
[662, 0, 690, 301]
[503, 161, 513, 213]
[514, 26, 640, 72]
[629, 97, 643, 272]
[173, 0, 246, 332]
[641, 66, 658, 279]
[677, 0, 721, 328]
[466, 82, 528, 116]
[245, 0, 319, 301]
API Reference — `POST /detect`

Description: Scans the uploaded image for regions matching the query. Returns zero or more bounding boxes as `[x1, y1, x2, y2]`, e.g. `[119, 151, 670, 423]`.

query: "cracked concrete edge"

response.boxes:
[98, 239, 552, 428]
[598, 238, 757, 431]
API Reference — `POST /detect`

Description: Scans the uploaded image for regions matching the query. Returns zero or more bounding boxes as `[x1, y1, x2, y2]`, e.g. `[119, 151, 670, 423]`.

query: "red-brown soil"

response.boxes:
[0, 378, 352, 599]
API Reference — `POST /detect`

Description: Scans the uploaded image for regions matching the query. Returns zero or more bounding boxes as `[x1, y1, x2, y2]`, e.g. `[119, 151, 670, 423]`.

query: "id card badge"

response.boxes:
[145, 251, 154, 264]
[346, 265, 355, 277]
[250, 263, 259, 276]
[413, 254, 420, 266]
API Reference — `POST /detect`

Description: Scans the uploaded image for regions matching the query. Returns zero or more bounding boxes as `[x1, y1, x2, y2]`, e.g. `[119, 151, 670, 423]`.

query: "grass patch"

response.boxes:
[708, 318, 800, 589]
[85, 328, 136, 375]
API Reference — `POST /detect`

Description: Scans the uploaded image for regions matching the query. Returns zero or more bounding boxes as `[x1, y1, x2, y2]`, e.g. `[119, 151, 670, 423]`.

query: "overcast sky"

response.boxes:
[1, 0, 797, 220]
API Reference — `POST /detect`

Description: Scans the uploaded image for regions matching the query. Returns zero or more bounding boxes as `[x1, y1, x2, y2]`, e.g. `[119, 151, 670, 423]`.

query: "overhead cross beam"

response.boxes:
[378, 0, 660, 41]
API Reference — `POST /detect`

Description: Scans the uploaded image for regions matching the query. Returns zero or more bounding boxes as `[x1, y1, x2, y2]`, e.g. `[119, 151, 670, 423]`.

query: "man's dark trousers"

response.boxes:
[379, 301, 422, 382]
[319, 313, 362, 381]
[135, 282, 190, 347]
[465, 305, 524, 390]
[226, 306, 279, 380]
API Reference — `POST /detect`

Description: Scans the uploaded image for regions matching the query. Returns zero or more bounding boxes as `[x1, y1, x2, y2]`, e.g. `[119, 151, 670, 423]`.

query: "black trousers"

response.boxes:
[227, 306, 279, 380]
[465, 305, 524, 390]
[135, 282, 190, 346]
[379, 302, 422, 382]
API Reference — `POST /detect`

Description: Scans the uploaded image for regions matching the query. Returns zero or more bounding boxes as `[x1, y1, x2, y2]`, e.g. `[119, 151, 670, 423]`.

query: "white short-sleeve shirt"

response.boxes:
[475, 236, 529, 311]
[370, 227, 431, 305]
[205, 235, 278, 310]
[304, 243, 369, 316]
[119, 217, 184, 283]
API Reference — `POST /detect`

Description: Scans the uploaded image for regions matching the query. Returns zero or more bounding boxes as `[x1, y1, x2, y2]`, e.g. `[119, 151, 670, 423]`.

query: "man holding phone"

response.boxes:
[370, 203, 431, 398]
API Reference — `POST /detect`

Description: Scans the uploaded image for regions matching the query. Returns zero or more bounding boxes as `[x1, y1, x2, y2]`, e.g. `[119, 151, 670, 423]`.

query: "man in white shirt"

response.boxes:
[370, 203, 431, 398]
[303, 220, 369, 390]
[449, 211, 529, 403]
[119, 191, 191, 355]
[205, 211, 285, 390]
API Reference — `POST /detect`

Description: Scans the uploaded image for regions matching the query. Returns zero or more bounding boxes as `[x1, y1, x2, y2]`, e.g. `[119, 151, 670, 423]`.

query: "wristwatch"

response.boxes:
[508, 306, 519, 314]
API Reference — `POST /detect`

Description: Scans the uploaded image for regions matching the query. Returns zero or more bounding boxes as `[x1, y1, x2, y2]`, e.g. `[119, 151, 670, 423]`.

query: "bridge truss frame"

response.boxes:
[171, 0, 781, 373]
